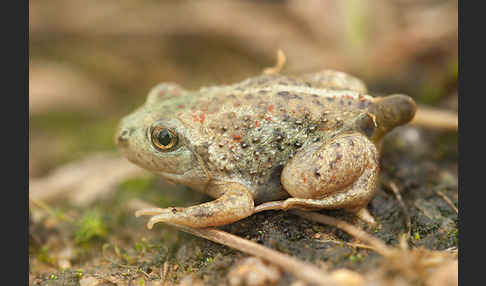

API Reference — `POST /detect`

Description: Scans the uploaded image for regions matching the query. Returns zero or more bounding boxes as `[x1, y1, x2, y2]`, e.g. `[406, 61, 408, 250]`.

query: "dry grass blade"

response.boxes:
[386, 181, 412, 240]
[291, 210, 393, 257]
[127, 199, 342, 286]
[318, 239, 378, 252]
[411, 105, 458, 131]
[263, 49, 287, 75]
[30, 198, 75, 223]
[434, 190, 458, 214]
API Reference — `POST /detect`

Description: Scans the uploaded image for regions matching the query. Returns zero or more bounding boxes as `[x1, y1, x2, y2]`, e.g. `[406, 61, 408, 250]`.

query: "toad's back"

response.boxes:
[168, 72, 375, 202]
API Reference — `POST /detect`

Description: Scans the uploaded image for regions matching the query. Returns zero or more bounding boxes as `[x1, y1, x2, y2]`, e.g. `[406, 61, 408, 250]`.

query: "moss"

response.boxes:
[75, 210, 108, 244]
[37, 246, 56, 265]
[346, 251, 365, 263]
[413, 232, 421, 241]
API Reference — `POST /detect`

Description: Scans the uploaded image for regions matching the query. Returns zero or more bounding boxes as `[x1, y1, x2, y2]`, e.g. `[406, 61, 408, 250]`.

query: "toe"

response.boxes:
[135, 208, 167, 217]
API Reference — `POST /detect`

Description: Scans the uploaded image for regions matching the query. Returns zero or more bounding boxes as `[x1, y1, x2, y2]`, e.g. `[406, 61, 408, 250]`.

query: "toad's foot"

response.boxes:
[135, 183, 254, 228]
[349, 207, 376, 226]
[255, 201, 377, 226]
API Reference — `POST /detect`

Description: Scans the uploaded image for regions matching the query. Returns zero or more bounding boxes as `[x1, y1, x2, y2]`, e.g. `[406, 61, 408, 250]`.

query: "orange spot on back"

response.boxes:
[192, 112, 205, 124]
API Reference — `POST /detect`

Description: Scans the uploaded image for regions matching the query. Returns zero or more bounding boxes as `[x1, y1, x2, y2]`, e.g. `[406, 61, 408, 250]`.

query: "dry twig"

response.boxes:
[411, 105, 458, 131]
[127, 199, 343, 286]
[291, 210, 393, 257]
[386, 181, 412, 240]
[318, 239, 378, 252]
[434, 190, 458, 214]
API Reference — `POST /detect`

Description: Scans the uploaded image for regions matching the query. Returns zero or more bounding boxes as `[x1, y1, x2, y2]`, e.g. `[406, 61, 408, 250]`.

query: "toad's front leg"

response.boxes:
[255, 133, 379, 224]
[135, 182, 254, 228]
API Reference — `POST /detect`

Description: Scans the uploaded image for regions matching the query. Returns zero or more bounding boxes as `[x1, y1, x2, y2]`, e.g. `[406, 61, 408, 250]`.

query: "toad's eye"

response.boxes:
[150, 126, 178, 151]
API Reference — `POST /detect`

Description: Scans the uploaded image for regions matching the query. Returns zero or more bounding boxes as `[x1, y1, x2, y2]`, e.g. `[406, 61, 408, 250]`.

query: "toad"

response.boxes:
[116, 70, 416, 228]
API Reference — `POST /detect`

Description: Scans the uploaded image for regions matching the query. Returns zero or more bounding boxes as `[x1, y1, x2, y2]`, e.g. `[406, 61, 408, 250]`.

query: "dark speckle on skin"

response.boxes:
[277, 91, 290, 97]
[291, 93, 302, 100]
[361, 117, 375, 137]
[274, 129, 284, 141]
[336, 153, 343, 161]
[332, 142, 341, 148]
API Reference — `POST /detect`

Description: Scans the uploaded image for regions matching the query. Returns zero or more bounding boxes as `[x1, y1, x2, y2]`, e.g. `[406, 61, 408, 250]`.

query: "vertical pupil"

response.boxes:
[157, 129, 172, 146]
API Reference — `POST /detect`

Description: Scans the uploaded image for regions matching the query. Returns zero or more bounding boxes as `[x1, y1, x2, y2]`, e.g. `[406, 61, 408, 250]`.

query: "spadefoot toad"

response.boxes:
[116, 70, 416, 228]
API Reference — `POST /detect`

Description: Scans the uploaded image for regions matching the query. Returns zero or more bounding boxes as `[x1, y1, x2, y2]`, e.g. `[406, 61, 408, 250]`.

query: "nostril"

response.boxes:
[117, 128, 132, 144]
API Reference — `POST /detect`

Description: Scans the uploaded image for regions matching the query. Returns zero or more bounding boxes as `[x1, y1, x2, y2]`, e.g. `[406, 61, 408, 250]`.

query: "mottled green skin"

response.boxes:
[117, 70, 416, 228]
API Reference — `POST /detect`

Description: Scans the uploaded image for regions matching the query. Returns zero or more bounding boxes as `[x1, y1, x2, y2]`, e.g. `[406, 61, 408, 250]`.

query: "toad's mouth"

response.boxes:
[157, 170, 192, 183]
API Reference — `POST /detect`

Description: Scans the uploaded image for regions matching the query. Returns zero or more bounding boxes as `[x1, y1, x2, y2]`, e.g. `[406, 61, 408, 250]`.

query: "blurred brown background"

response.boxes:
[29, 0, 457, 178]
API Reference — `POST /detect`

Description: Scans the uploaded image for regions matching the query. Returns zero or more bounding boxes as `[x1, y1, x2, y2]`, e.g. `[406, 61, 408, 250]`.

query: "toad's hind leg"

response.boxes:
[136, 183, 254, 228]
[255, 133, 379, 224]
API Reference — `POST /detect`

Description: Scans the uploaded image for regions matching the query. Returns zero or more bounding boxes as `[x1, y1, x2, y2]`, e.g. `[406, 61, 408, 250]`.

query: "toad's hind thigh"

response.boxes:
[281, 133, 378, 206]
[279, 161, 378, 211]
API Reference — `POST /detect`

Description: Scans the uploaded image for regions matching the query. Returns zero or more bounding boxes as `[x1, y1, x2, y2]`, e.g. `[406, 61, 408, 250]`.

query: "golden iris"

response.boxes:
[151, 126, 178, 150]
